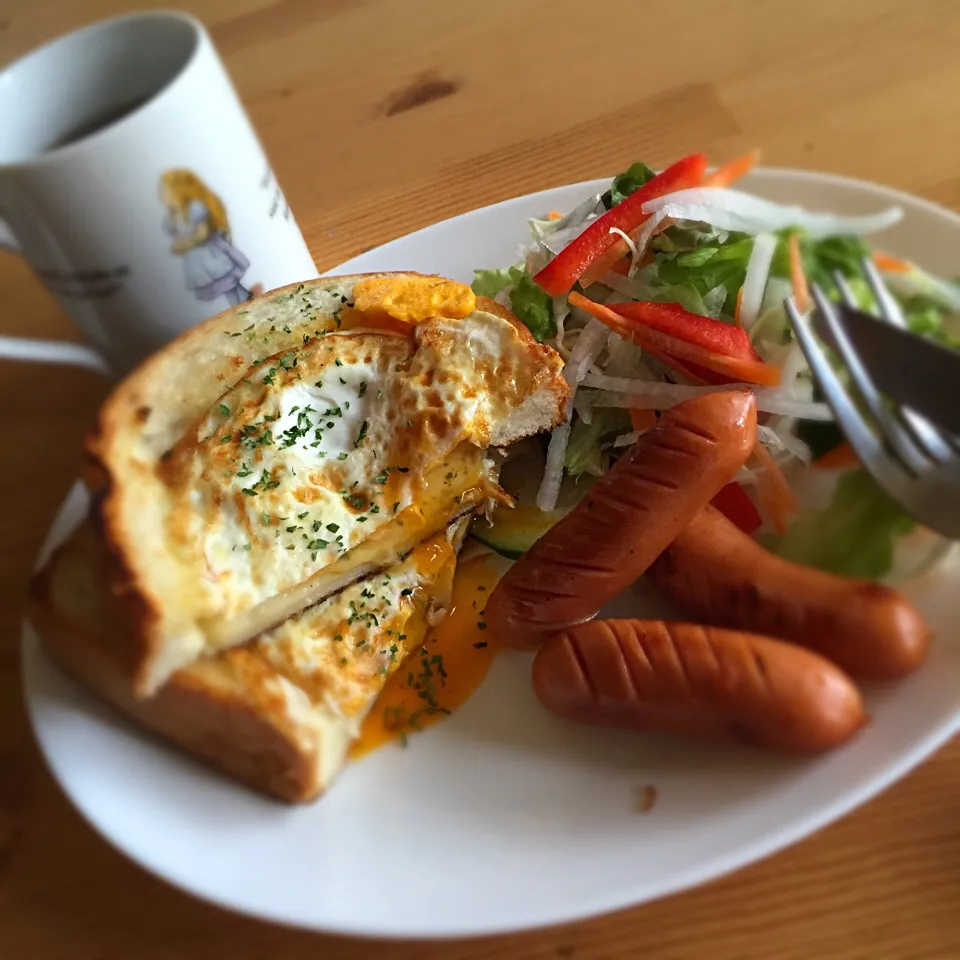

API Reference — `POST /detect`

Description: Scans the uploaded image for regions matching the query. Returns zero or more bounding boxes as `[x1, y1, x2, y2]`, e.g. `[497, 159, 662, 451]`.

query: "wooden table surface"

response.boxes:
[3, 1, 960, 957]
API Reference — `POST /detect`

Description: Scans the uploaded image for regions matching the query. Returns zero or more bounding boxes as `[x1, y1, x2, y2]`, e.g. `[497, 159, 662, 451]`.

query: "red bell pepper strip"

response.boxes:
[569, 293, 782, 387]
[711, 482, 763, 534]
[534, 153, 708, 297]
[609, 300, 761, 362]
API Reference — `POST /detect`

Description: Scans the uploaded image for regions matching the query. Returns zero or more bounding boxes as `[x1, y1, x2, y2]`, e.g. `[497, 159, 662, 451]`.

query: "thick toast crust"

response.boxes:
[28, 526, 322, 803]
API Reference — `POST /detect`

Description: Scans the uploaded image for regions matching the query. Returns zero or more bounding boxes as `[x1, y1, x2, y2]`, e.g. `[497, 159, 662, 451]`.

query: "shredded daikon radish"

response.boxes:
[581, 372, 737, 399]
[757, 424, 812, 465]
[566, 318, 610, 385]
[588, 385, 833, 420]
[642, 188, 902, 239]
[537, 421, 571, 512]
[608, 226, 640, 275]
[535, 318, 609, 511]
[552, 295, 570, 352]
[753, 389, 833, 420]
[629, 210, 669, 275]
[739, 232, 776, 329]
[573, 389, 595, 425]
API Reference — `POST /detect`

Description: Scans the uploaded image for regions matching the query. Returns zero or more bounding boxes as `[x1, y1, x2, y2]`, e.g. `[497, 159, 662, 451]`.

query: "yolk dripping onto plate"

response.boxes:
[352, 553, 502, 756]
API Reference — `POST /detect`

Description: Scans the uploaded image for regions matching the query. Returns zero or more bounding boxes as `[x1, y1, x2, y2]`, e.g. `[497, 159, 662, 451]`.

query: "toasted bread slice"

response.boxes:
[28, 517, 470, 803]
[88, 275, 567, 695]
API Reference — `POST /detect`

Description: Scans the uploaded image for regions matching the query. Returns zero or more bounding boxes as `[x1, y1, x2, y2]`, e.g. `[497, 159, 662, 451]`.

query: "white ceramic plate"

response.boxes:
[22, 169, 960, 939]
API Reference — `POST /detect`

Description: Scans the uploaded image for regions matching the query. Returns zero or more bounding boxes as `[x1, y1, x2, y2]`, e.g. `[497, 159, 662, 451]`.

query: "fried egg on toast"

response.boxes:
[29, 516, 470, 802]
[88, 275, 568, 695]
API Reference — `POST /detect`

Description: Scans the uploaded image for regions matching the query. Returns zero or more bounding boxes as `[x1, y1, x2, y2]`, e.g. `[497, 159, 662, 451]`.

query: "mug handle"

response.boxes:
[0, 218, 111, 375]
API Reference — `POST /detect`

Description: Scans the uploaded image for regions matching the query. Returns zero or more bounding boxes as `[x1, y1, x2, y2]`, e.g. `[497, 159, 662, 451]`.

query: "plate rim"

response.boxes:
[23, 167, 960, 939]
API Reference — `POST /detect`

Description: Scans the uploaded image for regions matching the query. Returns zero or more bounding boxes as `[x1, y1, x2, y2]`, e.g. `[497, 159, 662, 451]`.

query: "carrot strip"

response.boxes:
[703, 149, 761, 188]
[788, 233, 811, 312]
[546, 210, 564, 221]
[569, 293, 781, 387]
[813, 440, 859, 470]
[872, 251, 912, 274]
[751, 441, 797, 535]
[629, 407, 657, 432]
[734, 286, 744, 327]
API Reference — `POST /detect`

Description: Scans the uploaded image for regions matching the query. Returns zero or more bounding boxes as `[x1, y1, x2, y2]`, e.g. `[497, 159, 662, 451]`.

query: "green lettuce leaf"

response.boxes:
[655, 235, 753, 304]
[652, 222, 730, 252]
[565, 408, 628, 477]
[602, 162, 656, 209]
[899, 294, 960, 349]
[510, 269, 555, 342]
[471, 266, 555, 342]
[471, 267, 514, 298]
[769, 230, 872, 288]
[775, 468, 915, 579]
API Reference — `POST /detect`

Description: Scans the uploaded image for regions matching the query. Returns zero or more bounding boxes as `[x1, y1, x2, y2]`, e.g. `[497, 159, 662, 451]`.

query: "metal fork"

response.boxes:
[785, 258, 960, 538]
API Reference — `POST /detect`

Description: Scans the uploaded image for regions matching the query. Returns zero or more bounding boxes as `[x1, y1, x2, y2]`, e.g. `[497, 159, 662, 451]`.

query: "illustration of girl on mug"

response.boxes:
[160, 169, 262, 307]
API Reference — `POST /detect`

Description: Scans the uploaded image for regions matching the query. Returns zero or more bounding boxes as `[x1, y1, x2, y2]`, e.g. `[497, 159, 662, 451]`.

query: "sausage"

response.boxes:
[532, 619, 866, 754]
[485, 391, 757, 649]
[648, 505, 931, 680]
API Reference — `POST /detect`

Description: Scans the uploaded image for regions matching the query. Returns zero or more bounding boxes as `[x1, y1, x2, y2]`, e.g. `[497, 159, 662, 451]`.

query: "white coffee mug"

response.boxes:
[0, 11, 319, 375]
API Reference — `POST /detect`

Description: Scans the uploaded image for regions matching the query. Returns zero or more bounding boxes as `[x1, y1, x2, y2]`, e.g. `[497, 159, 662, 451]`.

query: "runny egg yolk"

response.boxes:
[351, 554, 502, 757]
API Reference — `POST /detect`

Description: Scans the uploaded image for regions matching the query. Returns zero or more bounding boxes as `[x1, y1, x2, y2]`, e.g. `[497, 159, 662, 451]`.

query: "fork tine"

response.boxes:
[789, 294, 960, 535]
[861, 256, 908, 328]
[809, 284, 932, 475]
[854, 260, 958, 463]
[832, 271, 860, 310]
[785, 296, 888, 471]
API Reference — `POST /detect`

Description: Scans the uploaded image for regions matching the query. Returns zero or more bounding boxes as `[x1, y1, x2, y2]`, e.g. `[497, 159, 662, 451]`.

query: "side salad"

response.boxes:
[471, 151, 960, 582]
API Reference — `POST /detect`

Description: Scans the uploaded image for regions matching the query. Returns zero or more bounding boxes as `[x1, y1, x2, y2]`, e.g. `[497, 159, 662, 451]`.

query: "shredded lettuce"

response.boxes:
[900, 295, 960, 349]
[655, 235, 753, 305]
[602, 162, 656, 209]
[472, 267, 514, 298]
[652, 222, 730, 252]
[775, 469, 915, 579]
[471, 266, 555, 342]
[804, 234, 870, 286]
[564, 408, 628, 477]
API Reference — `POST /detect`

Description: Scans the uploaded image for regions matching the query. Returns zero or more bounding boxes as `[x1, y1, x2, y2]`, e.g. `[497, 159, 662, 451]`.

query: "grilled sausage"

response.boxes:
[533, 618, 866, 754]
[647, 505, 931, 679]
[486, 391, 757, 649]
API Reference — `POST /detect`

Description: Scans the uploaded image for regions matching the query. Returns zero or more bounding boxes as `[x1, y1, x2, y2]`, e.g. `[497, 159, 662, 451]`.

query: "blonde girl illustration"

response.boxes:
[160, 170, 260, 307]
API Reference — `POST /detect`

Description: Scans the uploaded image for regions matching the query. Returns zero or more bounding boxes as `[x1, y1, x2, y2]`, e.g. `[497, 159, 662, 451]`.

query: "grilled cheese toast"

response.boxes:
[29, 517, 470, 802]
[89, 274, 568, 695]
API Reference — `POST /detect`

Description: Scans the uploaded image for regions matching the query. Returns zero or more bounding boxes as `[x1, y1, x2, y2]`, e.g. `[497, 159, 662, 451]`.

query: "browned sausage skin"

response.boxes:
[533, 619, 866, 754]
[647, 506, 931, 680]
[486, 391, 757, 649]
